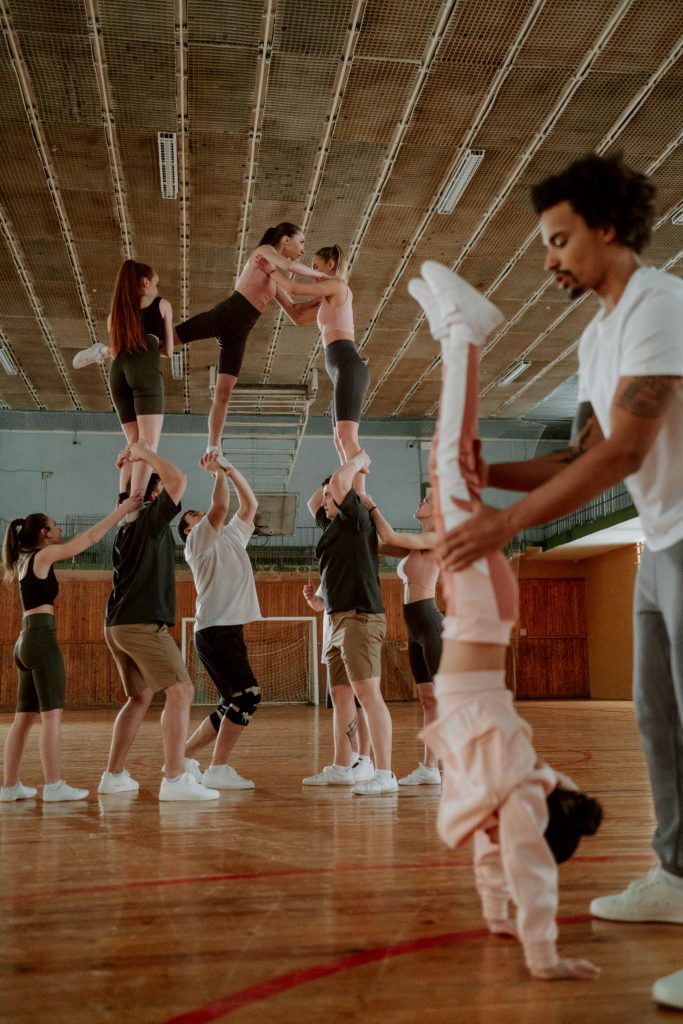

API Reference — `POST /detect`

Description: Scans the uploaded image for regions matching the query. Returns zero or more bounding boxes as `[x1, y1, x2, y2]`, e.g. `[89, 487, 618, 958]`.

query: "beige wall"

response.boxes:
[582, 546, 638, 699]
[518, 545, 639, 699]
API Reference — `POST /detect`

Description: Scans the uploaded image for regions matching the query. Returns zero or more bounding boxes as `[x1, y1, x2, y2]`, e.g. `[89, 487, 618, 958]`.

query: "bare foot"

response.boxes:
[531, 958, 600, 981]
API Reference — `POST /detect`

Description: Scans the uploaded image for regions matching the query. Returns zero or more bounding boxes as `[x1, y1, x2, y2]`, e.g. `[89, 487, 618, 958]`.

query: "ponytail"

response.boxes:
[109, 259, 155, 357]
[2, 513, 49, 582]
[315, 244, 347, 280]
[259, 222, 302, 248]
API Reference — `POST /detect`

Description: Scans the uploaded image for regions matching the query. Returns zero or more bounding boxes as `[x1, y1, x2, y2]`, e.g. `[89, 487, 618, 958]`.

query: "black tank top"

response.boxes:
[19, 551, 59, 611]
[141, 296, 164, 340]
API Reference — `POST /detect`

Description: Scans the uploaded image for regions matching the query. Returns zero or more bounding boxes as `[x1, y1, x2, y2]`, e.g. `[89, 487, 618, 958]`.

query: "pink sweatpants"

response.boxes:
[423, 683, 560, 972]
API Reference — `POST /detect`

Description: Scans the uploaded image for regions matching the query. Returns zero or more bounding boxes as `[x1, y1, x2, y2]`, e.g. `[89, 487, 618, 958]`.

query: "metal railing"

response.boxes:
[0, 482, 637, 573]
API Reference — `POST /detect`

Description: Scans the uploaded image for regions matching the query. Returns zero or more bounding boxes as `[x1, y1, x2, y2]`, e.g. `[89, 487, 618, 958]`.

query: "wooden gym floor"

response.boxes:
[0, 701, 678, 1023]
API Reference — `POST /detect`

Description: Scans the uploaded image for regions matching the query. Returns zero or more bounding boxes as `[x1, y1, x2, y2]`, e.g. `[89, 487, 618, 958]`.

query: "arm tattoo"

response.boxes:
[346, 715, 358, 743]
[550, 402, 599, 465]
[616, 377, 677, 418]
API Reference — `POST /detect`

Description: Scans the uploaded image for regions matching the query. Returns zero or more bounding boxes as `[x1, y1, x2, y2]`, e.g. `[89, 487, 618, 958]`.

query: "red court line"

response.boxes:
[161, 915, 593, 1024]
[1, 853, 652, 905]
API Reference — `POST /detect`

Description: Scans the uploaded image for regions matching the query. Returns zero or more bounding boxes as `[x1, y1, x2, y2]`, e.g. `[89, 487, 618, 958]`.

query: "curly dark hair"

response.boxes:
[530, 153, 656, 254]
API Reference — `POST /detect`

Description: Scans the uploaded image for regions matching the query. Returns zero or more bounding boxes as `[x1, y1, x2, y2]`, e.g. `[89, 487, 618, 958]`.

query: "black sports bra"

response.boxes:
[141, 296, 164, 340]
[19, 551, 59, 611]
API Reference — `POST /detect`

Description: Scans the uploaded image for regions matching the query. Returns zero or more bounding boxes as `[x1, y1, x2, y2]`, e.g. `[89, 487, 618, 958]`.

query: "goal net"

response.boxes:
[181, 616, 319, 705]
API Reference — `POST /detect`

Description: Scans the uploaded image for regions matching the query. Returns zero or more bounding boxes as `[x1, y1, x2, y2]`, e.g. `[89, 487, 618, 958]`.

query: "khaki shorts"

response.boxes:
[105, 623, 190, 697]
[327, 610, 386, 687]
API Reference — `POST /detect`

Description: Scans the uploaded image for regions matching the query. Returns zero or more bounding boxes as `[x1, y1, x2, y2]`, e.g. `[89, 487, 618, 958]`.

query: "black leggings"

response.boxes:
[109, 336, 164, 422]
[175, 291, 261, 378]
[324, 339, 369, 424]
[403, 599, 443, 685]
[14, 614, 66, 712]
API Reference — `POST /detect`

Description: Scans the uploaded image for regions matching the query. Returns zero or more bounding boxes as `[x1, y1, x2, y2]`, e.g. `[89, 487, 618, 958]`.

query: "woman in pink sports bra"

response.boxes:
[263, 245, 369, 481]
[175, 222, 327, 464]
[360, 490, 443, 785]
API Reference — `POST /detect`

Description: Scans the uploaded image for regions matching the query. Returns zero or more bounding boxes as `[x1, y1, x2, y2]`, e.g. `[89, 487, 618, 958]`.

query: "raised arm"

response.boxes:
[359, 494, 436, 550]
[34, 492, 143, 570]
[159, 297, 174, 358]
[128, 441, 187, 505]
[202, 455, 231, 531]
[329, 451, 370, 506]
[226, 463, 258, 524]
[253, 245, 328, 279]
[308, 484, 324, 518]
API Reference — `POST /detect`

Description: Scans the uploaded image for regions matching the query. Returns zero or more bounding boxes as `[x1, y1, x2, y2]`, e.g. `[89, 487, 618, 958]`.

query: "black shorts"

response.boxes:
[194, 624, 257, 703]
[324, 339, 370, 424]
[403, 599, 443, 684]
[175, 291, 261, 378]
[110, 336, 164, 423]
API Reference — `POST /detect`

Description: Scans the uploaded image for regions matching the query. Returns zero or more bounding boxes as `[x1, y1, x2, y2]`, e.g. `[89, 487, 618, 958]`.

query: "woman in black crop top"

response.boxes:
[0, 494, 141, 803]
[106, 260, 174, 508]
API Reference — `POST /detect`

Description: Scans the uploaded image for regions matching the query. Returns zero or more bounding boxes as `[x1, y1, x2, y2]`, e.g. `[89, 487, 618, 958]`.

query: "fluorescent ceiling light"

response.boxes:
[0, 345, 17, 375]
[672, 208, 683, 225]
[170, 351, 184, 380]
[498, 360, 531, 387]
[157, 132, 178, 199]
[436, 149, 485, 214]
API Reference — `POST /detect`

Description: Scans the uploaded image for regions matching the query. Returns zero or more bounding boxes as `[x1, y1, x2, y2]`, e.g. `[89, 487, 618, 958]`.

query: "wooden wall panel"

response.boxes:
[514, 638, 590, 698]
[0, 572, 414, 708]
[0, 572, 594, 707]
[518, 578, 586, 637]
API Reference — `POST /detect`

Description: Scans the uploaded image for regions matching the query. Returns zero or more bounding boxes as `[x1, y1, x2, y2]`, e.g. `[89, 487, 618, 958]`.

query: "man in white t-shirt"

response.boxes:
[430, 154, 683, 1002]
[178, 454, 261, 789]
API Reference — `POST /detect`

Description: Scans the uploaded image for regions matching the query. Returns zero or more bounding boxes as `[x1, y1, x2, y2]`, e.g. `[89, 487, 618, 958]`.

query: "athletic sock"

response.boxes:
[375, 768, 393, 780]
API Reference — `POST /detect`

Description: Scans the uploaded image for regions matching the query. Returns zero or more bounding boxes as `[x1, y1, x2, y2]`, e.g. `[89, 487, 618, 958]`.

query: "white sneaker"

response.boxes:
[407, 278, 446, 338]
[72, 342, 109, 369]
[420, 261, 504, 345]
[590, 867, 683, 923]
[352, 771, 399, 796]
[398, 763, 441, 786]
[351, 757, 375, 783]
[302, 764, 355, 786]
[43, 780, 89, 802]
[202, 764, 254, 790]
[184, 757, 202, 782]
[98, 769, 139, 795]
[0, 781, 37, 801]
[653, 969, 683, 1009]
[159, 772, 219, 802]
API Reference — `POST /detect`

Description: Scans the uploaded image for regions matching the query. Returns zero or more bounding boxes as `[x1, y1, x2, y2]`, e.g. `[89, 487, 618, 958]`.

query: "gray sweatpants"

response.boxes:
[633, 538, 683, 877]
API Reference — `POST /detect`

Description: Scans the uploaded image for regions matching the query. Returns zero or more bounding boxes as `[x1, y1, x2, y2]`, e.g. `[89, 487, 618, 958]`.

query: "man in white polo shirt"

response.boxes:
[179, 453, 261, 789]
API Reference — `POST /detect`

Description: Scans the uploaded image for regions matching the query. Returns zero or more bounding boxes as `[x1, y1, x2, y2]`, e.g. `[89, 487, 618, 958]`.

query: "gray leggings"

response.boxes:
[633, 538, 683, 877]
[324, 339, 369, 424]
[14, 613, 66, 713]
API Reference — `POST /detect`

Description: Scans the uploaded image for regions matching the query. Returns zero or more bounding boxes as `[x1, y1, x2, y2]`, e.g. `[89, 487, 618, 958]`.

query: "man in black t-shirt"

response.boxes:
[308, 451, 397, 795]
[99, 442, 218, 802]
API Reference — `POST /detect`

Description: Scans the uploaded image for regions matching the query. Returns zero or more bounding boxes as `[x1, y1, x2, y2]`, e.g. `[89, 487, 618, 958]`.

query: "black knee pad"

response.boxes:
[225, 683, 262, 726]
[544, 786, 603, 864]
[210, 701, 229, 732]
